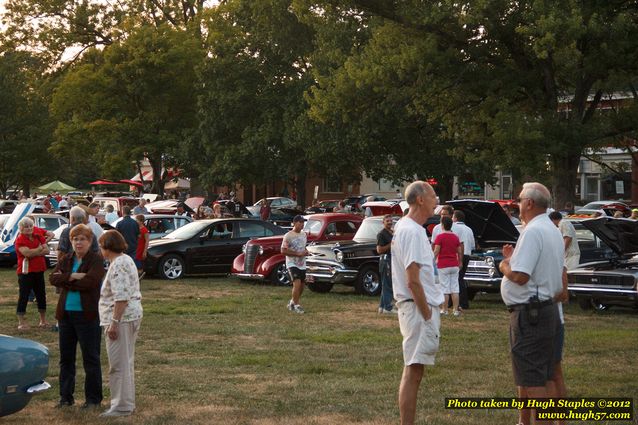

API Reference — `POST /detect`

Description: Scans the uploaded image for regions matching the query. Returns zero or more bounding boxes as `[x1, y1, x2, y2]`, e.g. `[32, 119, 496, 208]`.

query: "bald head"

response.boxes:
[521, 182, 551, 209]
[405, 181, 434, 205]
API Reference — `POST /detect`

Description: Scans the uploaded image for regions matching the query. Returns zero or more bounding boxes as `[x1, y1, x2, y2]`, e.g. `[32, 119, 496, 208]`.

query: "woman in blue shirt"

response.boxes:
[50, 224, 106, 408]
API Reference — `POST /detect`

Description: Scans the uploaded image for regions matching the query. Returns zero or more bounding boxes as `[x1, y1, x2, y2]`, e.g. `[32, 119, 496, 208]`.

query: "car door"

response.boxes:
[187, 221, 235, 273]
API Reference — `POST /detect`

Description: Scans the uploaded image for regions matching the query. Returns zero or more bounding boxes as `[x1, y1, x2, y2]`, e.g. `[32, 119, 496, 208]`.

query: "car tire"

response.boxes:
[158, 254, 185, 280]
[270, 263, 291, 286]
[355, 264, 381, 296]
[467, 288, 477, 301]
[307, 281, 334, 293]
[577, 297, 593, 310]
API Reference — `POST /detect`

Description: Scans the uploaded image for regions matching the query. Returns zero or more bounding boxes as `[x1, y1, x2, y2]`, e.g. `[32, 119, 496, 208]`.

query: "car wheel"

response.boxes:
[307, 281, 334, 293]
[355, 264, 381, 296]
[159, 254, 185, 280]
[270, 263, 291, 286]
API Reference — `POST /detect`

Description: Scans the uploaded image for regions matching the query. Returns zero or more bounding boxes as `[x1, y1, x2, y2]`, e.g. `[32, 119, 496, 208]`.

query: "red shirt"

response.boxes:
[136, 226, 149, 260]
[434, 232, 461, 269]
[15, 233, 48, 274]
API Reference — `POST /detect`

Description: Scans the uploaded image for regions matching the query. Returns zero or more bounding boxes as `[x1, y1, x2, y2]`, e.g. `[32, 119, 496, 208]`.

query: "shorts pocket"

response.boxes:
[420, 318, 440, 356]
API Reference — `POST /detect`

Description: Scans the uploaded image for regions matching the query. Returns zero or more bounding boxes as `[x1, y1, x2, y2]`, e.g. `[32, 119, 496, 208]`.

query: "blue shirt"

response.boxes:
[64, 257, 83, 311]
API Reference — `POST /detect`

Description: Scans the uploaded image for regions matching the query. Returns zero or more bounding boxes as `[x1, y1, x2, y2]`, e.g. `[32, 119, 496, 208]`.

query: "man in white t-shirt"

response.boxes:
[281, 215, 309, 314]
[391, 181, 443, 425]
[499, 182, 566, 425]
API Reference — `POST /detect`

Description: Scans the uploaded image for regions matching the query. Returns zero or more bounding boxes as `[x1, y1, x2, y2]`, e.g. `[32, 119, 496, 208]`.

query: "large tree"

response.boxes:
[0, 51, 52, 196]
[193, 0, 362, 206]
[317, 0, 638, 206]
[49, 25, 205, 193]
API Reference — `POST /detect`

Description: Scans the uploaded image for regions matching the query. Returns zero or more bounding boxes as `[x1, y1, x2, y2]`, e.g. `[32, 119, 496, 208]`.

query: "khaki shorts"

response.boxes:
[398, 301, 441, 366]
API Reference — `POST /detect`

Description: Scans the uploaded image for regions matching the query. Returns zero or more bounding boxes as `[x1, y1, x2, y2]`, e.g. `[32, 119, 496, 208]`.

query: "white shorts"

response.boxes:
[398, 302, 441, 366]
[438, 266, 459, 294]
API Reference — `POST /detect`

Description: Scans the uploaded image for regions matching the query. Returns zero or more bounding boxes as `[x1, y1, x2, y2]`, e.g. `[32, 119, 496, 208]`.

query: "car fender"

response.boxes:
[258, 253, 287, 276]
[231, 253, 245, 274]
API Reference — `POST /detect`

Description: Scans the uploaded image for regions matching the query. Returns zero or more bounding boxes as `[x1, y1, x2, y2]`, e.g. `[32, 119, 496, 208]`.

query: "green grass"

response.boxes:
[0, 268, 636, 424]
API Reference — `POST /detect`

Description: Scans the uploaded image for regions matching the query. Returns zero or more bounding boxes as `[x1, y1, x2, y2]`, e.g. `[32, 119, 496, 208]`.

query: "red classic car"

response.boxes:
[231, 213, 364, 285]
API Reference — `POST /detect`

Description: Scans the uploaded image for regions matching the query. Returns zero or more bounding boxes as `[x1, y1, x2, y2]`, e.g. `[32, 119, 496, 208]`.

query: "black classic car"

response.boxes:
[144, 218, 286, 279]
[448, 200, 615, 299]
[567, 217, 638, 311]
[305, 214, 440, 296]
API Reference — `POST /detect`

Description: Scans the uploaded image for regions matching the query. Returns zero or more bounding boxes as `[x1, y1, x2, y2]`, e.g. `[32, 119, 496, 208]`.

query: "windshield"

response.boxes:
[353, 219, 383, 241]
[303, 219, 323, 236]
[163, 220, 212, 240]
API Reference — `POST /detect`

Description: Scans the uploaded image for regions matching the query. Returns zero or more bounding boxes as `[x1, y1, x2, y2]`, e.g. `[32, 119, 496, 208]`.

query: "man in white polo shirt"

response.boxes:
[392, 181, 443, 425]
[499, 182, 565, 425]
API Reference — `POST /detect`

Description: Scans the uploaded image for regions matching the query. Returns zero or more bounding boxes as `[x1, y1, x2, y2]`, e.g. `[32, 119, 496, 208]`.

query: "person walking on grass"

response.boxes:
[391, 181, 443, 425]
[433, 216, 463, 316]
[281, 215, 309, 314]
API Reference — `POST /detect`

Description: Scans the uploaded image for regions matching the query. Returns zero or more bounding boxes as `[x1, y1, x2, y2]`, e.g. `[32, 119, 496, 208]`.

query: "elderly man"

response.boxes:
[391, 181, 443, 425]
[58, 207, 100, 258]
[499, 182, 565, 425]
[133, 198, 149, 215]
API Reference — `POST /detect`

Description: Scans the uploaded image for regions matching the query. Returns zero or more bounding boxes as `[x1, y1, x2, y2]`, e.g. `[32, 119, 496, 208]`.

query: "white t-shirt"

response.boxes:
[391, 217, 444, 306]
[281, 230, 307, 270]
[559, 219, 580, 261]
[430, 223, 443, 244]
[88, 221, 104, 239]
[452, 222, 475, 255]
[501, 214, 565, 305]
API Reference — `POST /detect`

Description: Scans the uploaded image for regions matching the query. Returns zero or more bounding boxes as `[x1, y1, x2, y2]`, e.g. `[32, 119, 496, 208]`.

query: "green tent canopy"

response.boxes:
[38, 180, 77, 193]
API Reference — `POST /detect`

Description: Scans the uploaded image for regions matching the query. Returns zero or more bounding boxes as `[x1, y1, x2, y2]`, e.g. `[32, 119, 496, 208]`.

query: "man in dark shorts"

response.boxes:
[281, 215, 308, 314]
[499, 182, 565, 425]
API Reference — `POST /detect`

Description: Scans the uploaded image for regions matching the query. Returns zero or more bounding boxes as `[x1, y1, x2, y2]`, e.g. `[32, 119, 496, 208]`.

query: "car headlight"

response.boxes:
[487, 267, 496, 277]
[334, 249, 343, 262]
[485, 256, 495, 267]
[258, 245, 264, 255]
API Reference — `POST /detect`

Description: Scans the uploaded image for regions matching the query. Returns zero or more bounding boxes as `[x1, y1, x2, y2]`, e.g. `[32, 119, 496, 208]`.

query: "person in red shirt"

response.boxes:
[15, 217, 50, 330]
[433, 216, 463, 316]
[260, 200, 271, 221]
[134, 215, 150, 279]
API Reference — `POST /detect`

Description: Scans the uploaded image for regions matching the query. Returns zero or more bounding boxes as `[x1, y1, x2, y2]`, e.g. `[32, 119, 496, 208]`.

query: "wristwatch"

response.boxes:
[111, 318, 121, 323]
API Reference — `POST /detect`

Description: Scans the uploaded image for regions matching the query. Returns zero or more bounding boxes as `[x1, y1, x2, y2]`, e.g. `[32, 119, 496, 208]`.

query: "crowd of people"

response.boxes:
[14, 206, 143, 417]
[9, 181, 589, 423]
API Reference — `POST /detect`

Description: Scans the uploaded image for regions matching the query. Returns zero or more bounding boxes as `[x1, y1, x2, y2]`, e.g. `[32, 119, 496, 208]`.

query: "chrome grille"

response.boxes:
[569, 274, 636, 288]
[466, 259, 492, 275]
[244, 245, 260, 273]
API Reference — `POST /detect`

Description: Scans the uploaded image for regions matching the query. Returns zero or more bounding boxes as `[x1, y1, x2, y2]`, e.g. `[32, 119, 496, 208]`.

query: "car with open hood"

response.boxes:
[447, 200, 614, 299]
[567, 217, 638, 311]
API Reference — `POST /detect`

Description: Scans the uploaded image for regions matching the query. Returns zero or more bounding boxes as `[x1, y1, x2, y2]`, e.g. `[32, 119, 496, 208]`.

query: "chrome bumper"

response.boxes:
[306, 261, 359, 285]
[232, 273, 265, 280]
[568, 286, 638, 296]
[27, 381, 51, 394]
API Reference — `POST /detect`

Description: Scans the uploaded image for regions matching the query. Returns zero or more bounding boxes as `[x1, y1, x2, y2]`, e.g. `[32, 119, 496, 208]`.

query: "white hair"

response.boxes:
[521, 182, 551, 209]
[18, 217, 34, 228]
[405, 181, 429, 205]
[69, 206, 87, 224]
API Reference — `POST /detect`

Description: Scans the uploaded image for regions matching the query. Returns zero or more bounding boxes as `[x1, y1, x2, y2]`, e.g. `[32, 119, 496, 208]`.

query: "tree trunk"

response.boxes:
[296, 169, 307, 209]
[551, 152, 581, 210]
[148, 156, 164, 196]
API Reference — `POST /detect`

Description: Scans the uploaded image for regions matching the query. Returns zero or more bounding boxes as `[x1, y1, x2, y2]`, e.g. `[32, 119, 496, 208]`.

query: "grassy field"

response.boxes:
[0, 267, 636, 425]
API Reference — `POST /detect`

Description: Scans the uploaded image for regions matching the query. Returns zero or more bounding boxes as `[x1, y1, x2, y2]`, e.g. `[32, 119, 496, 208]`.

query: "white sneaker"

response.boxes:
[291, 304, 305, 314]
[440, 309, 448, 315]
[453, 310, 461, 317]
[381, 308, 398, 315]
[287, 300, 295, 311]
